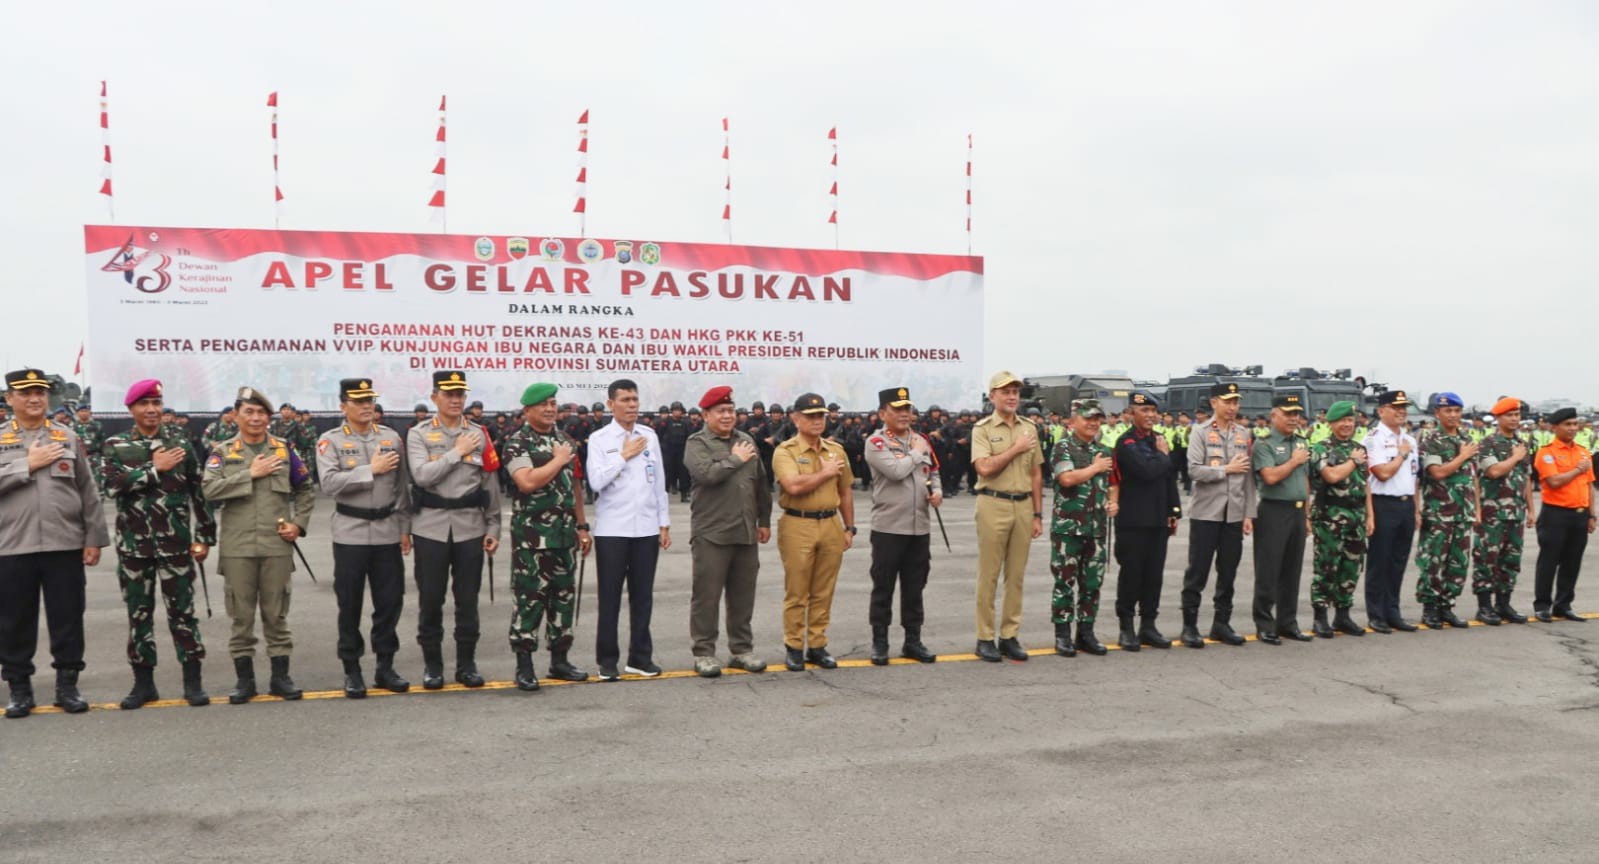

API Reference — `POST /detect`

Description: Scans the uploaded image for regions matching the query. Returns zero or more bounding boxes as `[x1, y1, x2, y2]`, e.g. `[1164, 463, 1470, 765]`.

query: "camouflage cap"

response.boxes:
[1071, 398, 1106, 418]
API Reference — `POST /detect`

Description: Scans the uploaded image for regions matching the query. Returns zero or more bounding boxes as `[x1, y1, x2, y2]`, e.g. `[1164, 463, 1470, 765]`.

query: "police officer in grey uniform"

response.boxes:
[407, 370, 502, 690]
[0, 368, 109, 718]
[862, 386, 942, 665]
[1180, 382, 1258, 648]
[318, 377, 412, 699]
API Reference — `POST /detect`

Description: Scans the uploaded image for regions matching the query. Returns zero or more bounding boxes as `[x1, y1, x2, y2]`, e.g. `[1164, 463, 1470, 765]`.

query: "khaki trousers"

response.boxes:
[220, 555, 294, 658]
[975, 495, 1032, 641]
[778, 515, 845, 649]
[688, 538, 760, 657]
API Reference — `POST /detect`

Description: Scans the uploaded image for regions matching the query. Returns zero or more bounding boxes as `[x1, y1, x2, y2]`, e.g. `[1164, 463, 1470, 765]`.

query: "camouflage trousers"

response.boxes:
[1049, 534, 1104, 626]
[1471, 519, 1524, 595]
[1415, 519, 1471, 605]
[117, 555, 205, 667]
[509, 544, 577, 653]
[1311, 512, 1365, 609]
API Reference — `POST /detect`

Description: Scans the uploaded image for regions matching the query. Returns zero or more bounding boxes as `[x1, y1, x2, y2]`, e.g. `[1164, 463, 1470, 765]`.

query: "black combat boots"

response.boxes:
[1475, 592, 1502, 625]
[5, 678, 35, 719]
[870, 626, 890, 666]
[1054, 623, 1076, 657]
[1332, 606, 1365, 636]
[515, 650, 540, 691]
[342, 659, 367, 699]
[268, 656, 302, 700]
[1138, 616, 1171, 649]
[182, 659, 209, 706]
[547, 650, 588, 682]
[1209, 613, 1246, 646]
[421, 645, 445, 690]
[901, 628, 936, 663]
[455, 644, 485, 687]
[374, 654, 409, 692]
[1179, 609, 1205, 649]
[1312, 607, 1334, 639]
[229, 657, 257, 704]
[54, 670, 88, 713]
[1118, 616, 1140, 652]
[120, 666, 160, 709]
[1075, 622, 1107, 656]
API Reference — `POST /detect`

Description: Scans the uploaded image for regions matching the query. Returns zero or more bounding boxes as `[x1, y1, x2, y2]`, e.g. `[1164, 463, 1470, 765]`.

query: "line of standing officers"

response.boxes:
[3, 365, 1595, 718]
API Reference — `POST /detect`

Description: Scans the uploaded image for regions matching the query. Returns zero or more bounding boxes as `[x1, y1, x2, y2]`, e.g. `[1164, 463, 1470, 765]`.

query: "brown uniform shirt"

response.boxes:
[773, 436, 852, 511]
[971, 412, 1040, 494]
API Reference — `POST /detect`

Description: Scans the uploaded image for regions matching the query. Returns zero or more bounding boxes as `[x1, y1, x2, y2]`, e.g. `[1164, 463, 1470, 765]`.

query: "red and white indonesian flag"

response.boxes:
[82, 226, 983, 411]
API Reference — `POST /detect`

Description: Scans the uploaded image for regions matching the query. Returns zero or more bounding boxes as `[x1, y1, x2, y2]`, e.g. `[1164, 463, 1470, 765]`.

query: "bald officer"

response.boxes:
[971, 371, 1044, 662]
[0, 369, 109, 719]
[317, 377, 412, 699]
[407, 370, 502, 690]
[773, 392, 856, 671]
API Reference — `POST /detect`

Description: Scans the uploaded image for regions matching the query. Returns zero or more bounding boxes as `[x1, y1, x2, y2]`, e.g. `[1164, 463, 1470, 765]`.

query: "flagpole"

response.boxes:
[428, 96, 447, 233]
[99, 81, 114, 222]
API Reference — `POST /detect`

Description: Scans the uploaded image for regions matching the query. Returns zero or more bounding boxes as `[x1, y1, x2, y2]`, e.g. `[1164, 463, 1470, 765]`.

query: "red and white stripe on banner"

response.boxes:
[721, 117, 732, 242]
[574, 109, 589, 236]
[268, 92, 283, 227]
[428, 96, 447, 228]
[98, 81, 113, 220]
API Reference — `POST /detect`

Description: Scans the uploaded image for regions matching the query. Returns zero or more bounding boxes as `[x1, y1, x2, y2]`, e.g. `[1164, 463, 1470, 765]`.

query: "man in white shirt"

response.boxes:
[1361, 389, 1421, 633]
[585, 379, 671, 680]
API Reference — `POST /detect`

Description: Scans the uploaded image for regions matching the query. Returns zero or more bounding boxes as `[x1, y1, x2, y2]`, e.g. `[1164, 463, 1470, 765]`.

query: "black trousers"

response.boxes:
[0, 550, 86, 681]
[663, 444, 690, 496]
[1252, 500, 1306, 634]
[595, 535, 659, 668]
[1171, 451, 1191, 494]
[1534, 506, 1590, 612]
[333, 542, 405, 660]
[1114, 526, 1168, 619]
[1365, 495, 1415, 622]
[1181, 519, 1244, 617]
[412, 535, 483, 650]
[869, 531, 931, 630]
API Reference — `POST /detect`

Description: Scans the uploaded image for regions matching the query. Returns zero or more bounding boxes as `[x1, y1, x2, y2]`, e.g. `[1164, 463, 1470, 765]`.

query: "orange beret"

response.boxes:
[1490, 396, 1521, 416]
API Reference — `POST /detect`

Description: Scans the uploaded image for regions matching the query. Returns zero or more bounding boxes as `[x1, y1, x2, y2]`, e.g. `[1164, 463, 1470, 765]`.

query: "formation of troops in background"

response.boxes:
[0, 365, 1594, 718]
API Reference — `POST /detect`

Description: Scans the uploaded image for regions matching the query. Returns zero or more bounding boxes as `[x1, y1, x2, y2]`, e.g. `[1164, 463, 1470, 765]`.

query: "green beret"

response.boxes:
[1326, 400, 1355, 422]
[520, 382, 558, 407]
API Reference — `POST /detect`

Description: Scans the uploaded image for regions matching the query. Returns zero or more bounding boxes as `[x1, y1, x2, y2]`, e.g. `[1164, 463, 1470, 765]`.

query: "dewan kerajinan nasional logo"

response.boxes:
[100, 232, 172, 294]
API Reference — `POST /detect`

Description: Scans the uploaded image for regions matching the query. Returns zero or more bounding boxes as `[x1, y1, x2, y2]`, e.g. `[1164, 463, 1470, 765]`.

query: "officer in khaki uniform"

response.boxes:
[772, 392, 856, 672]
[317, 377, 412, 699]
[202, 386, 316, 704]
[0, 368, 110, 719]
[407, 370, 502, 690]
[971, 371, 1045, 662]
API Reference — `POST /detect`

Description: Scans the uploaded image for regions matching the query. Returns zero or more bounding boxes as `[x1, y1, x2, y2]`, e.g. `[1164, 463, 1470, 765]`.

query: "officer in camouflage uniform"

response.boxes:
[503, 382, 592, 690]
[103, 379, 217, 708]
[73, 404, 107, 496]
[1415, 392, 1479, 629]
[1471, 396, 1534, 625]
[1048, 399, 1117, 658]
[1309, 400, 1369, 638]
[202, 406, 238, 448]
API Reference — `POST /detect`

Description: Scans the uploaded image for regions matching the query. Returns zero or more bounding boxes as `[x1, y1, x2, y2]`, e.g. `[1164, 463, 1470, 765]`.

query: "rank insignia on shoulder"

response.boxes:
[317, 440, 330, 454]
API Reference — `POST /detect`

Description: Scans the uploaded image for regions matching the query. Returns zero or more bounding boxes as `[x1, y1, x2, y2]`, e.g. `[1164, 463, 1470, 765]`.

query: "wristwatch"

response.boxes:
[576, 523, 590, 531]
[845, 525, 858, 536]
[1033, 512, 1043, 519]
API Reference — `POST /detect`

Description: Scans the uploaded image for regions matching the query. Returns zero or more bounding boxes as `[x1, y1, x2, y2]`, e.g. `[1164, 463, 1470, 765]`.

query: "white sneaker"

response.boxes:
[624, 662, 661, 678]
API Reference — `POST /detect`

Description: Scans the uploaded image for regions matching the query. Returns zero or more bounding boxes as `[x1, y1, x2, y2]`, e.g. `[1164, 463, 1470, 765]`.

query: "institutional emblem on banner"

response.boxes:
[474, 237, 496, 261]
[614, 241, 633, 264]
[540, 238, 565, 261]
[507, 237, 530, 260]
[577, 239, 604, 263]
[99, 232, 172, 294]
[639, 242, 661, 266]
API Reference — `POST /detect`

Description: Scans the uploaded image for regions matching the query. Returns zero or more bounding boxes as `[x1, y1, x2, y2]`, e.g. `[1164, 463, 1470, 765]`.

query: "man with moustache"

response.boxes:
[102, 378, 217, 708]
[503, 383, 591, 689]
[0, 369, 109, 718]
[202, 386, 315, 703]
[585, 379, 670, 681]
[773, 393, 856, 671]
[862, 387, 941, 665]
[1251, 395, 1312, 644]
[1112, 391, 1181, 651]
[1048, 399, 1117, 657]
[1308, 400, 1370, 638]
[1180, 382, 1256, 648]
[1471, 397, 1536, 625]
[407, 371, 502, 689]
[685, 386, 772, 677]
[317, 378, 412, 699]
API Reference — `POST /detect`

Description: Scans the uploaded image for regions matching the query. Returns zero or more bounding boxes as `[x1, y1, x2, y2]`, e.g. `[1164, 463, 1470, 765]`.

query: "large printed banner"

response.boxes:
[84, 226, 984, 413]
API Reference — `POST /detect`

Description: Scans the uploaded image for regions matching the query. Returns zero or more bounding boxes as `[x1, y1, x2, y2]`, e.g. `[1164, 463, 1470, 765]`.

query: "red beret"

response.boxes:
[124, 378, 163, 407]
[698, 385, 734, 410]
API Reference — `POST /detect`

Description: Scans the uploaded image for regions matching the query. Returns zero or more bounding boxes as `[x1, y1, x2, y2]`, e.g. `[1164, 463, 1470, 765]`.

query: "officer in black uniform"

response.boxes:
[1112, 391, 1182, 651]
[659, 402, 692, 502]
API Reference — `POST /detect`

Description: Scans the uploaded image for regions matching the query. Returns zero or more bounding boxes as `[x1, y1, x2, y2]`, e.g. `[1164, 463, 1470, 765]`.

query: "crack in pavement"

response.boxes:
[1326, 676, 1420, 715]
[1538, 628, 1599, 691]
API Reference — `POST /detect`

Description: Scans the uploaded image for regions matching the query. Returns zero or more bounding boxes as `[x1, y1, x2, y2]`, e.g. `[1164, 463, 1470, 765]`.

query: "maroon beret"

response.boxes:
[698, 385, 734, 410]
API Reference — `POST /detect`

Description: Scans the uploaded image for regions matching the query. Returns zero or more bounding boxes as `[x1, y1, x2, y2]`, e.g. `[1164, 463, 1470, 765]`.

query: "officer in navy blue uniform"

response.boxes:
[1111, 391, 1182, 651]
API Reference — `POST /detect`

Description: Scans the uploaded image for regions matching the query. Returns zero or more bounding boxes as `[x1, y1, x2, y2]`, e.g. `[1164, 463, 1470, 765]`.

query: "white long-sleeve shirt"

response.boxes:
[1363, 423, 1419, 496]
[586, 420, 671, 538]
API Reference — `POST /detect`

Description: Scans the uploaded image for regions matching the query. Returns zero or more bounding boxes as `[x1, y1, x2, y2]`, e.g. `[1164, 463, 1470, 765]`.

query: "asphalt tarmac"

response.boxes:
[3, 489, 1597, 863]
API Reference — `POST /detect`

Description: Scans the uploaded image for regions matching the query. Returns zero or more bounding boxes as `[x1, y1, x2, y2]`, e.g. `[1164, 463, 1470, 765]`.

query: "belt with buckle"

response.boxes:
[782, 508, 838, 519]
[336, 503, 397, 521]
[1374, 494, 1412, 502]
[976, 489, 1030, 502]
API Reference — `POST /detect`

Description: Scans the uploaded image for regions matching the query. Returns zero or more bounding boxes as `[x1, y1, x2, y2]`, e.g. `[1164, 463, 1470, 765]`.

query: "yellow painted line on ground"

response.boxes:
[18, 612, 1596, 716]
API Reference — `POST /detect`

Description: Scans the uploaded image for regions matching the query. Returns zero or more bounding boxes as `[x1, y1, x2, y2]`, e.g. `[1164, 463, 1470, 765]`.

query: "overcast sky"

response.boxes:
[4, 1, 1596, 406]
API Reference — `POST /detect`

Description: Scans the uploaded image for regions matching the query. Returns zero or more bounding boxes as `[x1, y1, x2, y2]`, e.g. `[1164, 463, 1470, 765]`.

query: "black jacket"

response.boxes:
[1112, 427, 1182, 529]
